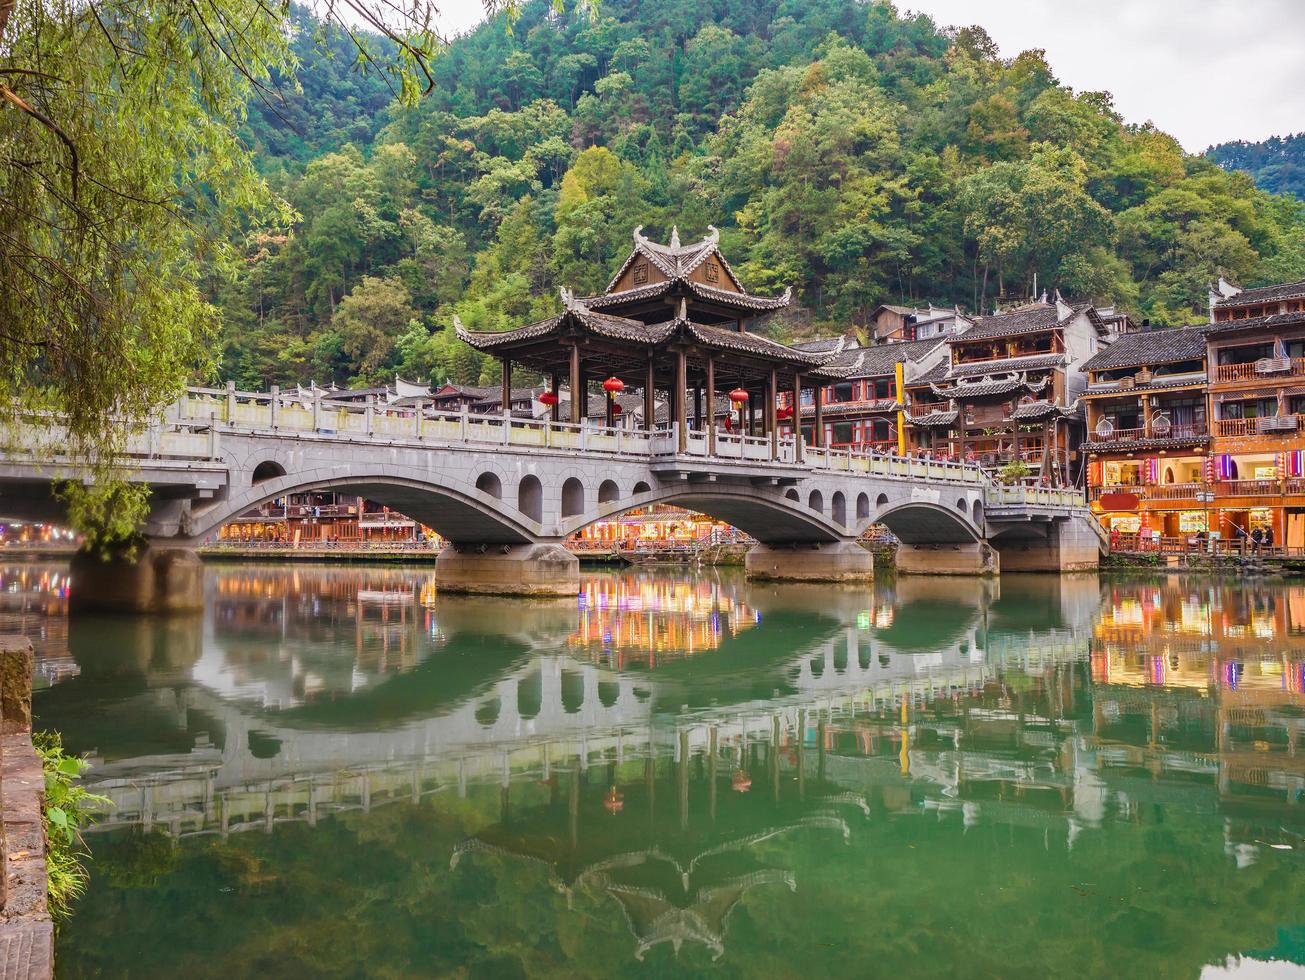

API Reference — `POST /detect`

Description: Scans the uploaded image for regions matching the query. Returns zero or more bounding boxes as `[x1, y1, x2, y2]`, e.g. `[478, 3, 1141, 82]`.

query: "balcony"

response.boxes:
[1214, 357, 1305, 384]
[1217, 479, 1281, 497]
[1085, 422, 1208, 444]
[1213, 415, 1305, 438]
[1089, 483, 1201, 503]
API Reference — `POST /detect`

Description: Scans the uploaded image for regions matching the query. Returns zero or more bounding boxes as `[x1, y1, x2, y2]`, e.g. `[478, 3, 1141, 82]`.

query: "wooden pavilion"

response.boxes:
[456, 226, 845, 459]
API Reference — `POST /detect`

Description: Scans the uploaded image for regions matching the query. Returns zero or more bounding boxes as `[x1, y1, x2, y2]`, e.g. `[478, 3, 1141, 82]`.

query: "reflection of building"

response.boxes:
[217, 492, 436, 545]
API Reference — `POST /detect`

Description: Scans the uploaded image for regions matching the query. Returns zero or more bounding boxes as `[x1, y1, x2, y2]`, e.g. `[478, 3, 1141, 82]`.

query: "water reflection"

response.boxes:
[25, 565, 1305, 976]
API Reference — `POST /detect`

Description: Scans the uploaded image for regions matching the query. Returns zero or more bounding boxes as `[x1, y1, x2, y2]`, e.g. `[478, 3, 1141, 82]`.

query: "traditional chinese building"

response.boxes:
[1080, 325, 1211, 537]
[1207, 277, 1305, 546]
[780, 338, 950, 452]
[902, 294, 1112, 480]
[456, 225, 841, 458]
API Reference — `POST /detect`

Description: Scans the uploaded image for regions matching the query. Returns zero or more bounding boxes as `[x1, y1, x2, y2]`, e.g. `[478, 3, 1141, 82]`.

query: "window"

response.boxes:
[832, 382, 855, 403]
[633, 261, 648, 285]
[704, 260, 719, 283]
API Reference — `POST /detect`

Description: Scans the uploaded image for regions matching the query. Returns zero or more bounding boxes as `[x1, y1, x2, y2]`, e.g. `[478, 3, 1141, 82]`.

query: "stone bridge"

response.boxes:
[0, 385, 1104, 610]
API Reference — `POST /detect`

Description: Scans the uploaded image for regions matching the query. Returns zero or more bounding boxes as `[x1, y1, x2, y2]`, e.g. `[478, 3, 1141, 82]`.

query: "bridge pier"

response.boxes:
[69, 544, 205, 614]
[435, 542, 579, 598]
[895, 542, 998, 576]
[744, 541, 873, 583]
[990, 519, 1101, 573]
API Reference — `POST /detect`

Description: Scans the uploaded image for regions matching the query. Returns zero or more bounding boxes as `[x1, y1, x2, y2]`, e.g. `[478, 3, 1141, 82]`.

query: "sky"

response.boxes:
[430, 0, 1304, 152]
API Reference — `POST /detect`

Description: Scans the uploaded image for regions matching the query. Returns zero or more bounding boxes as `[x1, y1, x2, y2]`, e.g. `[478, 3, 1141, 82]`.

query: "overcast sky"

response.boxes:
[431, 0, 1304, 152]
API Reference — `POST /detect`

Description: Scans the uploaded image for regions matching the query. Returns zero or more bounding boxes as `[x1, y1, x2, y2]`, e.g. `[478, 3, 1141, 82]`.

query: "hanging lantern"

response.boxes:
[603, 785, 624, 814]
[539, 391, 558, 407]
[603, 376, 625, 394]
[728, 388, 750, 404]
[731, 769, 752, 793]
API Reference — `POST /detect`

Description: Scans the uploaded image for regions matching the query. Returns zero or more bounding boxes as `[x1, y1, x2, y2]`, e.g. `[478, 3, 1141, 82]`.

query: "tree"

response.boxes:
[330, 277, 420, 384]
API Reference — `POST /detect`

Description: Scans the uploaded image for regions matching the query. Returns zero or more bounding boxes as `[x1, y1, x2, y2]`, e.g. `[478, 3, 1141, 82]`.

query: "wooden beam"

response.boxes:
[793, 371, 803, 462]
[645, 357, 656, 432]
[569, 344, 581, 425]
[501, 358, 512, 417]
[676, 348, 688, 453]
[706, 357, 717, 456]
[813, 383, 824, 448]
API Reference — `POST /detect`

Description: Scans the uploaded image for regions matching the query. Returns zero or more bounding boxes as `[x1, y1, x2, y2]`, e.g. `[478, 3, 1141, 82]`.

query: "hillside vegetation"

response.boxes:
[215, 0, 1305, 390]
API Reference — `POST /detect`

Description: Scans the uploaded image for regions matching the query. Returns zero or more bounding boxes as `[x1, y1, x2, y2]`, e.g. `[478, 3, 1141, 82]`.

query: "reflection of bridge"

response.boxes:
[3, 385, 1100, 610]
[39, 576, 1101, 840]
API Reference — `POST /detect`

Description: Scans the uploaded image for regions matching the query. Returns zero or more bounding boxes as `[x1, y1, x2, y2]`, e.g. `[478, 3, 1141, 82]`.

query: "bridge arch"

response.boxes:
[561, 477, 585, 518]
[832, 491, 846, 527]
[856, 493, 870, 520]
[598, 479, 621, 504]
[251, 460, 286, 484]
[475, 472, 502, 499]
[870, 499, 982, 545]
[809, 489, 824, 514]
[561, 483, 850, 545]
[517, 475, 543, 524]
[190, 471, 541, 545]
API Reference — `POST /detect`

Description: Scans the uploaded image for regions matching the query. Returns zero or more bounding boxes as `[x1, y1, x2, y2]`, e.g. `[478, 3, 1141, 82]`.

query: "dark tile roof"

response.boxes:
[907, 409, 958, 427]
[909, 362, 951, 386]
[1214, 278, 1305, 308]
[1009, 399, 1077, 421]
[475, 386, 545, 408]
[792, 336, 859, 354]
[1083, 374, 1207, 396]
[1084, 432, 1209, 453]
[684, 322, 827, 365]
[1080, 325, 1210, 371]
[931, 375, 1049, 400]
[955, 304, 1062, 341]
[816, 338, 945, 380]
[1206, 309, 1305, 335]
[948, 352, 1066, 378]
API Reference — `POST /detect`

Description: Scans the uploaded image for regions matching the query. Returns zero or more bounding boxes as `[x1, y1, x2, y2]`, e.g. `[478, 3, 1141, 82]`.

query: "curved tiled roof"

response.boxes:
[454, 308, 677, 351]
[931, 374, 1048, 400]
[1080, 325, 1209, 371]
[1009, 399, 1077, 421]
[815, 338, 945, 380]
[907, 409, 958, 427]
[956, 304, 1062, 341]
[948, 352, 1066, 378]
[1206, 309, 1305, 334]
[1213, 278, 1305, 308]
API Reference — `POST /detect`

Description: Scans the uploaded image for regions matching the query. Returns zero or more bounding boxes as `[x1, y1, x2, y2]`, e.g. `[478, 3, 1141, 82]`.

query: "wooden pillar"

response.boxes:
[569, 345, 581, 425]
[694, 386, 702, 430]
[769, 367, 779, 460]
[644, 358, 656, 432]
[706, 357, 717, 456]
[1141, 395, 1153, 438]
[500, 358, 512, 418]
[749, 391, 758, 437]
[813, 384, 824, 448]
[675, 348, 688, 453]
[793, 371, 803, 462]
[550, 373, 560, 423]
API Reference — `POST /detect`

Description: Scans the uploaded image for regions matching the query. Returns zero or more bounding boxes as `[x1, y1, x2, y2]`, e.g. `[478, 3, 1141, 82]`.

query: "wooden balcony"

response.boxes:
[1218, 479, 1281, 497]
[1214, 357, 1305, 384]
[1213, 415, 1305, 438]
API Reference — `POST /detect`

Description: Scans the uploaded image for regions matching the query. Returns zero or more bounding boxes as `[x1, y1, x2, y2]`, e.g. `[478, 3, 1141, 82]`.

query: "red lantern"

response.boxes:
[539, 391, 558, 407]
[613, 403, 623, 415]
[603, 785, 624, 814]
[602, 377, 625, 394]
[777, 405, 793, 420]
[731, 769, 752, 793]
[728, 388, 749, 404]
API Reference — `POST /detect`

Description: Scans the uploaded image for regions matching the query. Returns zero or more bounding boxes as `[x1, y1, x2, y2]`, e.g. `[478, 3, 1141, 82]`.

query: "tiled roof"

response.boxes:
[1080, 325, 1209, 371]
[791, 336, 858, 354]
[907, 409, 958, 427]
[955, 304, 1062, 341]
[1085, 433, 1210, 453]
[1213, 278, 1305, 308]
[948, 352, 1066, 379]
[908, 362, 951, 387]
[685, 321, 826, 364]
[1083, 373, 1207, 396]
[816, 338, 945, 380]
[455, 308, 677, 352]
[1206, 309, 1305, 334]
[1009, 399, 1077, 421]
[930, 375, 1049, 400]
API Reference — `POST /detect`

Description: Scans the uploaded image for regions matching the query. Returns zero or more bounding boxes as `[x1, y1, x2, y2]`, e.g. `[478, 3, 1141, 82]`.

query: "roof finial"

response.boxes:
[452, 313, 470, 341]
[560, 285, 588, 313]
[704, 224, 720, 246]
[632, 224, 645, 244]
[670, 225, 680, 249]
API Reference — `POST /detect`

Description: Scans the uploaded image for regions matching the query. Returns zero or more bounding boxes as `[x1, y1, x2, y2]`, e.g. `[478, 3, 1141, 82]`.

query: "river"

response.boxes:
[13, 562, 1305, 977]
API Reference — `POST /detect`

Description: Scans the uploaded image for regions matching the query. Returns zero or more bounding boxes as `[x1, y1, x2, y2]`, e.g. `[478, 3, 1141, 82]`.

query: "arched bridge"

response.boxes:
[0, 385, 1103, 609]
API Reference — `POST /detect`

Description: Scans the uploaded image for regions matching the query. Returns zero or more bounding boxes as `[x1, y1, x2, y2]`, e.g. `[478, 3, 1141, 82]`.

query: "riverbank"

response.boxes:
[1103, 550, 1305, 575]
[0, 637, 52, 979]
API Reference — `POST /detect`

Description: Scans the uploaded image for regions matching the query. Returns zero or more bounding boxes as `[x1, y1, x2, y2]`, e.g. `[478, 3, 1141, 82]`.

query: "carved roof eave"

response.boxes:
[906, 409, 958, 427]
[454, 302, 675, 353]
[929, 374, 1049, 401]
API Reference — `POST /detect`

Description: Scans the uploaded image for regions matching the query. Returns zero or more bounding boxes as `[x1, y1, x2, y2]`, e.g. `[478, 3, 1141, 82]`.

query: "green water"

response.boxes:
[19, 563, 1305, 978]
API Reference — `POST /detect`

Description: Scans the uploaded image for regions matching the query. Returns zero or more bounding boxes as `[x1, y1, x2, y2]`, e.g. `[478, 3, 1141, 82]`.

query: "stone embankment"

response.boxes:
[0, 636, 52, 979]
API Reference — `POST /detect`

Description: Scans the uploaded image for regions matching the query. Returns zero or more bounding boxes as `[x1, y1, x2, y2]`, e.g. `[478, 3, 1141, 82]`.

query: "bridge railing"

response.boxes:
[985, 484, 1086, 509]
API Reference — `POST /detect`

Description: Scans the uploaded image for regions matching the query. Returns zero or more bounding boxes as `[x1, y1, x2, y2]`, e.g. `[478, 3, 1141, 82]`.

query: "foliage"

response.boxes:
[32, 731, 110, 921]
[1208, 132, 1305, 200]
[998, 459, 1033, 485]
[207, 0, 1305, 394]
